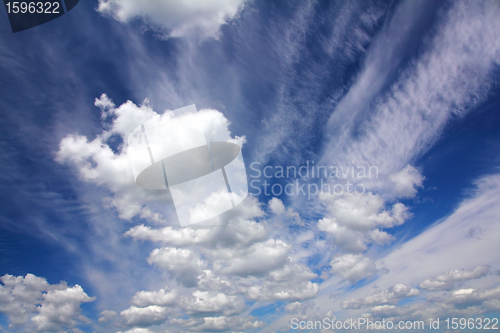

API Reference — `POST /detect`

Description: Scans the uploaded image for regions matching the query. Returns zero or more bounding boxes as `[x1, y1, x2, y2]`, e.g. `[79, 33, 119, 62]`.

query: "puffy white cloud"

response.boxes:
[120, 305, 169, 327]
[0, 274, 48, 326]
[247, 281, 319, 302]
[196, 270, 234, 293]
[180, 290, 245, 316]
[57, 95, 244, 225]
[147, 247, 206, 286]
[98, 310, 117, 323]
[449, 286, 500, 307]
[318, 192, 409, 254]
[317, 218, 367, 253]
[269, 197, 286, 215]
[96, 0, 249, 39]
[320, 193, 410, 231]
[31, 285, 96, 332]
[305, 174, 500, 328]
[132, 289, 177, 307]
[124, 198, 266, 249]
[389, 165, 424, 198]
[0, 273, 94, 332]
[213, 239, 290, 276]
[368, 229, 394, 245]
[330, 254, 377, 283]
[419, 266, 490, 291]
[116, 328, 155, 333]
[284, 301, 315, 315]
[365, 284, 500, 322]
[171, 315, 265, 332]
[246, 260, 319, 302]
[342, 284, 419, 309]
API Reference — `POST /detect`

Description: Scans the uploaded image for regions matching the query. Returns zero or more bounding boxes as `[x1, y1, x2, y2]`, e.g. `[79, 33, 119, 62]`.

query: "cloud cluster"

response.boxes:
[96, 0, 249, 39]
[317, 187, 413, 282]
[57, 94, 242, 224]
[57, 96, 322, 331]
[0, 273, 95, 332]
[366, 284, 500, 322]
[342, 284, 419, 309]
[419, 266, 490, 291]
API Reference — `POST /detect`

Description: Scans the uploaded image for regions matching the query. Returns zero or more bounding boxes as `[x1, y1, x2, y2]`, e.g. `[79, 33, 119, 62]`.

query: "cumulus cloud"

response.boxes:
[269, 197, 286, 215]
[366, 284, 500, 322]
[180, 291, 245, 316]
[419, 266, 490, 291]
[96, 0, 249, 39]
[116, 328, 155, 333]
[0, 273, 95, 332]
[320, 193, 410, 231]
[305, 173, 500, 329]
[342, 284, 419, 309]
[330, 254, 377, 283]
[98, 310, 117, 323]
[171, 315, 265, 332]
[389, 165, 424, 198]
[131, 289, 177, 307]
[57, 94, 244, 225]
[213, 239, 290, 276]
[120, 305, 170, 327]
[246, 260, 319, 302]
[124, 198, 266, 249]
[318, 192, 410, 254]
[31, 285, 96, 332]
[148, 247, 206, 286]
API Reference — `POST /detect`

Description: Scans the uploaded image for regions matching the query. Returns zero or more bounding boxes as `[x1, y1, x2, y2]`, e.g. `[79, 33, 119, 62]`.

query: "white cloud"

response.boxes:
[148, 247, 206, 286]
[318, 192, 410, 254]
[31, 285, 96, 332]
[389, 165, 424, 198]
[125, 205, 266, 249]
[120, 305, 169, 327]
[171, 315, 265, 332]
[330, 254, 377, 283]
[213, 239, 290, 276]
[132, 289, 177, 307]
[365, 284, 500, 322]
[181, 290, 245, 316]
[247, 280, 319, 302]
[284, 301, 315, 315]
[244, 259, 319, 302]
[269, 197, 286, 215]
[320, 192, 410, 231]
[306, 173, 500, 327]
[342, 284, 419, 309]
[0, 273, 95, 332]
[96, 0, 249, 39]
[420, 266, 490, 291]
[57, 95, 244, 225]
[116, 328, 155, 333]
[98, 310, 117, 323]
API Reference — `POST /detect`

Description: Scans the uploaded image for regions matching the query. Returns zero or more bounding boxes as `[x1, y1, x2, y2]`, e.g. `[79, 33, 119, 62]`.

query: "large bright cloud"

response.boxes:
[0, 273, 95, 332]
[96, 0, 249, 39]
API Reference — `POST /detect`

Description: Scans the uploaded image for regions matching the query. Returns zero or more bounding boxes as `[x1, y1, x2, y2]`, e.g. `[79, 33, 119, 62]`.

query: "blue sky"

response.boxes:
[0, 0, 500, 332]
